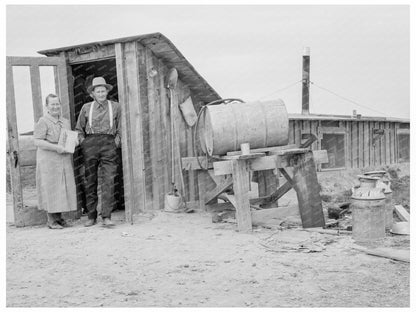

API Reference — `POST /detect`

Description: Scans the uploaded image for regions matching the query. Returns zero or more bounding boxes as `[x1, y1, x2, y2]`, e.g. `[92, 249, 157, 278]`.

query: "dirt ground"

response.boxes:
[6, 163, 411, 308]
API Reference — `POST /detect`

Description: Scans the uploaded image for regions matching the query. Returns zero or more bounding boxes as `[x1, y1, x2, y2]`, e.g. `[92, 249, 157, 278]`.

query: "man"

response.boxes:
[76, 77, 121, 227]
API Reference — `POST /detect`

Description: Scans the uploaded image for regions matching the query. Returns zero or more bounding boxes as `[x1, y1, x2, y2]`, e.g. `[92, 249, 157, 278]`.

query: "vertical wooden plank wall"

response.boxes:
[121, 41, 146, 218]
[363, 121, 370, 167]
[137, 43, 153, 212]
[129, 45, 201, 211]
[157, 57, 171, 206]
[115, 43, 133, 223]
[358, 122, 364, 168]
[351, 121, 358, 168]
[385, 122, 391, 165]
[288, 118, 401, 169]
[145, 48, 161, 211]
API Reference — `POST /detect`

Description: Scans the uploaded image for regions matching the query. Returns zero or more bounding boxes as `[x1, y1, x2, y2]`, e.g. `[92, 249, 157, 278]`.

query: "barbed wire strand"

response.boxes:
[310, 81, 388, 117]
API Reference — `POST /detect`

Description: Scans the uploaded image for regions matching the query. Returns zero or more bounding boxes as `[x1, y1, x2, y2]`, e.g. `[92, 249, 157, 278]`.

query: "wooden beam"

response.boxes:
[223, 193, 237, 209]
[66, 44, 115, 64]
[251, 206, 300, 227]
[197, 171, 206, 211]
[204, 175, 233, 204]
[7, 56, 65, 66]
[394, 205, 410, 222]
[213, 156, 278, 175]
[279, 168, 294, 185]
[226, 144, 298, 156]
[231, 160, 252, 232]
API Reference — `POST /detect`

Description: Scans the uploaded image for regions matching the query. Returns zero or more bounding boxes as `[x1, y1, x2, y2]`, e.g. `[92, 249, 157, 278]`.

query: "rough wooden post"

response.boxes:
[232, 159, 252, 232]
[291, 151, 325, 228]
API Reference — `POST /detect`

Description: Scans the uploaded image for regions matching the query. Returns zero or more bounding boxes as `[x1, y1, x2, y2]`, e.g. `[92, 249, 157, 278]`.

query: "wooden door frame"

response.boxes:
[6, 56, 71, 226]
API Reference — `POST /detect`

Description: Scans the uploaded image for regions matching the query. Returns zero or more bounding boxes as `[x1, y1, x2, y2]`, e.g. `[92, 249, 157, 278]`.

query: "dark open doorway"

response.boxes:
[71, 58, 125, 215]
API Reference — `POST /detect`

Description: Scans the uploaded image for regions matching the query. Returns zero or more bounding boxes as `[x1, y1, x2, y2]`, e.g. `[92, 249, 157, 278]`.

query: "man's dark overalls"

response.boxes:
[76, 99, 121, 223]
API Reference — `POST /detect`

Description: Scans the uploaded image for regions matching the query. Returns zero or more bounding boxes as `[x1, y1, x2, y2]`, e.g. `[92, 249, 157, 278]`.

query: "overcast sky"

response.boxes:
[6, 5, 410, 133]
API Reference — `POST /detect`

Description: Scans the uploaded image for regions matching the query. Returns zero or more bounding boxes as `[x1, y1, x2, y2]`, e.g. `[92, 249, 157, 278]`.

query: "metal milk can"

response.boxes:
[351, 175, 386, 242]
[364, 170, 393, 230]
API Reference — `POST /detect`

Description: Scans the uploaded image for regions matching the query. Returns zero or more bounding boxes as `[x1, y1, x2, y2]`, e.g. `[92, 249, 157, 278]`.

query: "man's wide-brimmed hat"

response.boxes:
[87, 77, 113, 93]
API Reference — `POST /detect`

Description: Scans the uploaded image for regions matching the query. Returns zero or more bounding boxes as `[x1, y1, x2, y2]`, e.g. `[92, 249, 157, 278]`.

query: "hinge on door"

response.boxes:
[13, 151, 19, 167]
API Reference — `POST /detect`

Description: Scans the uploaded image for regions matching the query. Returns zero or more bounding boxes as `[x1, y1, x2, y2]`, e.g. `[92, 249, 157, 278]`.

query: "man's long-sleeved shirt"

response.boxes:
[75, 100, 122, 147]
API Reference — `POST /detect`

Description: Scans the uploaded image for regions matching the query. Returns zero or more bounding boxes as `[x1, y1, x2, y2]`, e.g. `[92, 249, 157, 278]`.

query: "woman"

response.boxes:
[34, 94, 77, 229]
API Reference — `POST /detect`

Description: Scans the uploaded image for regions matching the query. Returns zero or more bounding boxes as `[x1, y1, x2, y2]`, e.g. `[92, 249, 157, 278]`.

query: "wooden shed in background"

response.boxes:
[37, 32, 221, 223]
[287, 114, 410, 170]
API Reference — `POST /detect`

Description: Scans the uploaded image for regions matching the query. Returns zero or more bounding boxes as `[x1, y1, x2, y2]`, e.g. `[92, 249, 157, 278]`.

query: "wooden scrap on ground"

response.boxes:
[353, 246, 410, 263]
[302, 228, 352, 236]
[251, 206, 301, 228]
[394, 205, 410, 222]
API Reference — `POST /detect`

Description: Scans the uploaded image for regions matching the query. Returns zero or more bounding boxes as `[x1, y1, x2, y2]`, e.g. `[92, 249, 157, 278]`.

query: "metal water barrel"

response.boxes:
[201, 99, 289, 156]
[351, 175, 386, 242]
[364, 170, 393, 230]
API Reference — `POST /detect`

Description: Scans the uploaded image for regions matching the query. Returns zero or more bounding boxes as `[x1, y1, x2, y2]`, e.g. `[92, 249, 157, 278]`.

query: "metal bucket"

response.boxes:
[201, 99, 289, 156]
[164, 192, 184, 213]
[351, 175, 386, 242]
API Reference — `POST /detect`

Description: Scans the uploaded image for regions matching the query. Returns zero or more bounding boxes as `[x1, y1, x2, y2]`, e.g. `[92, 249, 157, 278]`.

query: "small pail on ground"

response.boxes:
[164, 192, 184, 213]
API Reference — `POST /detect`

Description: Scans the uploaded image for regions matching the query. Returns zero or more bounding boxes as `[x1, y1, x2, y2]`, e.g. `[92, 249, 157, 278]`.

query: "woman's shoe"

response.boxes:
[57, 219, 72, 227]
[48, 222, 63, 229]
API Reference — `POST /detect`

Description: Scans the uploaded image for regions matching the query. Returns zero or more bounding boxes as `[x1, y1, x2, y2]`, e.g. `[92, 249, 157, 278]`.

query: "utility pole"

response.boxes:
[302, 47, 310, 114]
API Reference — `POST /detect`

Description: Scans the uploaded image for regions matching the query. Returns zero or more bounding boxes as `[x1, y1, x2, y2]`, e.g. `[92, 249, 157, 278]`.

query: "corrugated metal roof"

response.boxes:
[37, 32, 221, 104]
[288, 113, 410, 123]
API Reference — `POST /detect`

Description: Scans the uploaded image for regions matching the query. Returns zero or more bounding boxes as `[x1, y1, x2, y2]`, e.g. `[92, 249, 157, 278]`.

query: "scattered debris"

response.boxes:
[259, 229, 336, 253]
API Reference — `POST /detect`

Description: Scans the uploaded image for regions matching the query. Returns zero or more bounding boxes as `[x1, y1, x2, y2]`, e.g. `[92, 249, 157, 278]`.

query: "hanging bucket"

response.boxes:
[164, 192, 184, 213]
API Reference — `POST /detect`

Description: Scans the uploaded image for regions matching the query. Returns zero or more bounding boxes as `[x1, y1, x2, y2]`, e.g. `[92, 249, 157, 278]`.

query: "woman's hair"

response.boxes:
[45, 94, 60, 106]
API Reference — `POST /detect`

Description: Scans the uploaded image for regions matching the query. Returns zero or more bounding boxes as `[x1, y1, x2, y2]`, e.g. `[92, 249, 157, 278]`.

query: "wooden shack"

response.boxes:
[39, 33, 225, 223]
[7, 33, 221, 225]
[287, 114, 410, 170]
